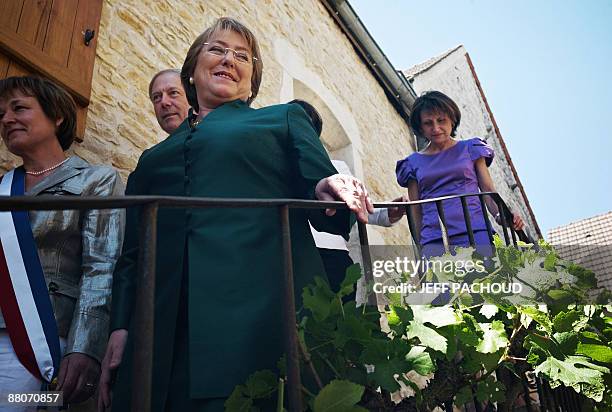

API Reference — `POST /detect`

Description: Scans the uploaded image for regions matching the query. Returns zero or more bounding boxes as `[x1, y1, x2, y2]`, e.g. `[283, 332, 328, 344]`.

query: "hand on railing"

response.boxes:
[496, 210, 525, 231]
[387, 194, 410, 224]
[98, 329, 128, 412]
[315, 174, 374, 223]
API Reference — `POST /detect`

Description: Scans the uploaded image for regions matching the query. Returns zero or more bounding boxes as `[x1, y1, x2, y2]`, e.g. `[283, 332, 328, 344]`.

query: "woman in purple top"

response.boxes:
[396, 91, 524, 257]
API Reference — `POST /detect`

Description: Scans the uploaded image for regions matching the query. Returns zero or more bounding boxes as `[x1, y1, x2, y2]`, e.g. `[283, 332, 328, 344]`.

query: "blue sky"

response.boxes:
[350, 0, 612, 236]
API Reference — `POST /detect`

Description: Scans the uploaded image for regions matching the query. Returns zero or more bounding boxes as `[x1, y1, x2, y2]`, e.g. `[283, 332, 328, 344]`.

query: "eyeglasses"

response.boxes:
[203, 42, 257, 65]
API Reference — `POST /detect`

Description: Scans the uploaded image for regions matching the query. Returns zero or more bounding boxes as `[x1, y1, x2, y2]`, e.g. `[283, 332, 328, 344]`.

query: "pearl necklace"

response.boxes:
[25, 157, 70, 176]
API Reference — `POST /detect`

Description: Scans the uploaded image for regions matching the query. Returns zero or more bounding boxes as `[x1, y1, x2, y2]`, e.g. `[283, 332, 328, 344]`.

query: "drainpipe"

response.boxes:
[321, 0, 417, 128]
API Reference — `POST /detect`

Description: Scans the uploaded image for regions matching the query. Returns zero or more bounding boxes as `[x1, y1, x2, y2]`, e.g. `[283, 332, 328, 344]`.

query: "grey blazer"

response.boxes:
[0, 156, 125, 362]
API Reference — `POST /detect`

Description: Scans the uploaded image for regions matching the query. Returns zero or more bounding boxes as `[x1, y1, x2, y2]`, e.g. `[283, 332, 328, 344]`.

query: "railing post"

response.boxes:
[357, 221, 377, 305]
[435, 200, 450, 254]
[279, 205, 302, 411]
[478, 194, 494, 245]
[131, 202, 158, 412]
[460, 196, 475, 247]
[495, 197, 511, 246]
[404, 203, 422, 257]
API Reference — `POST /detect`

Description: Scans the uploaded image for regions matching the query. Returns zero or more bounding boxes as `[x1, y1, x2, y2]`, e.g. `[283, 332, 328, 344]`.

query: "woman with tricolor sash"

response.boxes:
[0, 76, 125, 410]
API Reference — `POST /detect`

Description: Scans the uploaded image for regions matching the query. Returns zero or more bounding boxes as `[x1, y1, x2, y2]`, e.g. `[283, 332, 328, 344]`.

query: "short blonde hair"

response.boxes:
[181, 17, 263, 111]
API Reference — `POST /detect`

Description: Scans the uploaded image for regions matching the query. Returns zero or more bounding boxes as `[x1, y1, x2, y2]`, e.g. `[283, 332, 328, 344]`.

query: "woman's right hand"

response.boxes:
[512, 213, 525, 231]
[98, 329, 128, 412]
[314, 174, 374, 223]
[496, 212, 525, 231]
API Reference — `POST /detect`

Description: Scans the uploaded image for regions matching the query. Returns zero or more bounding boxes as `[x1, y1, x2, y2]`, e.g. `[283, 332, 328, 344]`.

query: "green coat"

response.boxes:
[110, 100, 353, 410]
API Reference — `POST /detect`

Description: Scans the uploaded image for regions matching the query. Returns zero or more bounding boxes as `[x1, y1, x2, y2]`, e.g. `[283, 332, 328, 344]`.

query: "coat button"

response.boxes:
[48, 282, 59, 292]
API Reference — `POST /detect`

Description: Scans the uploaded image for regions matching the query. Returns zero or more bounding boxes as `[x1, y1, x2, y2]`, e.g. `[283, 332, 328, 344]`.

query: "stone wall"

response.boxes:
[407, 46, 540, 240]
[1, 0, 416, 245]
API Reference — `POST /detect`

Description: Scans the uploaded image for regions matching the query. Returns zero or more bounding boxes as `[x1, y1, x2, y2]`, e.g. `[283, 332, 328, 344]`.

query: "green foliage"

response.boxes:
[313, 380, 367, 412]
[535, 356, 609, 402]
[225, 370, 278, 412]
[229, 238, 611, 411]
[476, 321, 508, 354]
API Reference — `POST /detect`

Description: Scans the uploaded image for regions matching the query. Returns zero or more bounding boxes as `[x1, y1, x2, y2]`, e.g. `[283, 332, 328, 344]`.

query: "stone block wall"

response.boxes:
[1, 0, 417, 245]
[407, 46, 539, 240]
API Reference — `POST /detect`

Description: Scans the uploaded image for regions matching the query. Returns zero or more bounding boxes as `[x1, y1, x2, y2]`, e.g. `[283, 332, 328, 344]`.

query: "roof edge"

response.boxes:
[464, 52, 542, 238]
[403, 44, 464, 79]
[320, 0, 417, 122]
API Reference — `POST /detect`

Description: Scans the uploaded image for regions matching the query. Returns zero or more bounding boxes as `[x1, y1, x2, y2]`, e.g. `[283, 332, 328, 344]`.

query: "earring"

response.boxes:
[189, 77, 194, 85]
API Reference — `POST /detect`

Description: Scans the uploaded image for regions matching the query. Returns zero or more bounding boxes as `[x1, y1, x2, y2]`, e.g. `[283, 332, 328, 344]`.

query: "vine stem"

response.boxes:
[301, 385, 316, 398]
[309, 340, 334, 351]
[475, 321, 525, 384]
[316, 353, 342, 379]
[299, 338, 324, 390]
[276, 378, 285, 412]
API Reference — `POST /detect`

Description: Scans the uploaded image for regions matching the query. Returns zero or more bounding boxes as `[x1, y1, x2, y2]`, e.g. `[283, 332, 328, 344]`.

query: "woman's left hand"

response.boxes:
[315, 174, 374, 223]
[512, 213, 525, 231]
[56, 352, 101, 404]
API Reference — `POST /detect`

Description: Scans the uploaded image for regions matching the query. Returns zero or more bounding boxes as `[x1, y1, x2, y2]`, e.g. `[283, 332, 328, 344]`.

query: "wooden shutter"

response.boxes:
[0, 0, 103, 141]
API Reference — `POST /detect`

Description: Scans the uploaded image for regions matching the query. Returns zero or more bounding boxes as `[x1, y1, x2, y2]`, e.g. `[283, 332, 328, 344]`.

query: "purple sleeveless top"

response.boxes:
[396, 137, 494, 245]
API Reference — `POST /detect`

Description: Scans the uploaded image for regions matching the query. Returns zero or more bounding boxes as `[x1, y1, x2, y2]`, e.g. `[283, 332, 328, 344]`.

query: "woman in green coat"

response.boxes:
[98, 17, 373, 412]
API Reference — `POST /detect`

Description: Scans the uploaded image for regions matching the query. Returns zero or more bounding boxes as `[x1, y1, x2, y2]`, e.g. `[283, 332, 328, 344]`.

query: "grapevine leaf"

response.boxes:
[405, 346, 435, 375]
[553, 332, 579, 356]
[456, 314, 482, 347]
[454, 385, 473, 406]
[475, 378, 504, 402]
[552, 310, 582, 333]
[359, 339, 389, 365]
[547, 289, 575, 305]
[225, 386, 253, 412]
[580, 331, 603, 344]
[524, 333, 563, 360]
[517, 306, 553, 334]
[339, 264, 363, 298]
[303, 276, 334, 321]
[406, 321, 448, 353]
[544, 253, 557, 271]
[387, 309, 400, 326]
[476, 321, 508, 354]
[534, 356, 609, 402]
[566, 263, 597, 289]
[479, 304, 498, 319]
[481, 350, 505, 373]
[313, 380, 366, 412]
[393, 305, 414, 324]
[245, 370, 277, 399]
[387, 291, 403, 307]
[370, 358, 409, 392]
[475, 377, 505, 402]
[412, 305, 461, 327]
[576, 343, 612, 364]
[515, 257, 556, 291]
[335, 315, 375, 350]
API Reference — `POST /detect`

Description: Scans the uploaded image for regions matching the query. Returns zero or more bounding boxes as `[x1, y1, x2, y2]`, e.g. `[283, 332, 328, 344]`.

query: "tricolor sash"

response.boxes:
[0, 167, 61, 382]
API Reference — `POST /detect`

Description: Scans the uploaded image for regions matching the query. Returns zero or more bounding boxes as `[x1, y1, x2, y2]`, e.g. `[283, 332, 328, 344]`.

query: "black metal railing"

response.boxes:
[0, 192, 540, 411]
[374, 191, 533, 250]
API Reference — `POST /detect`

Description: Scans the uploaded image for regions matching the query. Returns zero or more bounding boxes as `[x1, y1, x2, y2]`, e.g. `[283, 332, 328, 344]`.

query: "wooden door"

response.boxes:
[0, 0, 103, 141]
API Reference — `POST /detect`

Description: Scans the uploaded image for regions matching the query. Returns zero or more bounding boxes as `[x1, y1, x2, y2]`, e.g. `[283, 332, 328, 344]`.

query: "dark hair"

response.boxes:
[149, 68, 181, 100]
[289, 99, 322, 136]
[409, 90, 461, 138]
[181, 17, 263, 112]
[0, 76, 77, 150]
